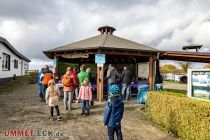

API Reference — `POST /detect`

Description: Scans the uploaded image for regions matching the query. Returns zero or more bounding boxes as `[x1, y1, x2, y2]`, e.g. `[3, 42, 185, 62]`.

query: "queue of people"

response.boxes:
[37, 64, 93, 121]
[37, 64, 131, 140]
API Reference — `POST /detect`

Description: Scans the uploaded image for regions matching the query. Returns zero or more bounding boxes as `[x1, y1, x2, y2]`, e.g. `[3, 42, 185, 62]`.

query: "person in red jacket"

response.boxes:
[72, 66, 80, 99]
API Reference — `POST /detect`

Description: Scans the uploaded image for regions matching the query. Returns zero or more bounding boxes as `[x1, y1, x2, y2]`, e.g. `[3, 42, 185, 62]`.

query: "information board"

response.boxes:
[188, 69, 210, 102]
[95, 54, 105, 64]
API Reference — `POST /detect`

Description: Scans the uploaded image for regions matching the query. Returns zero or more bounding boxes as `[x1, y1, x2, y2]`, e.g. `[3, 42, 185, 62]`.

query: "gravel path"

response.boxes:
[0, 77, 176, 140]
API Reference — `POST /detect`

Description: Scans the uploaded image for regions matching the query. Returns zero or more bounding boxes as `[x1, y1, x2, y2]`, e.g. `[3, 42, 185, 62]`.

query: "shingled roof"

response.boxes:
[0, 37, 31, 62]
[44, 26, 159, 56]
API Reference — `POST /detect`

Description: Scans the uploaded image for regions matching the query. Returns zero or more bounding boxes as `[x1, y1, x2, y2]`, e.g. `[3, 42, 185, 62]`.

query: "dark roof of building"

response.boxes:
[0, 37, 31, 62]
[44, 34, 159, 54]
[182, 44, 203, 50]
[160, 51, 210, 63]
[162, 50, 210, 56]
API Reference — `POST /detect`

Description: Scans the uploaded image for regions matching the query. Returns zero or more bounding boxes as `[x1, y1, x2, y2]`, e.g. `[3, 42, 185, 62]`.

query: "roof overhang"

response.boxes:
[43, 47, 159, 59]
[160, 51, 210, 63]
[0, 37, 31, 62]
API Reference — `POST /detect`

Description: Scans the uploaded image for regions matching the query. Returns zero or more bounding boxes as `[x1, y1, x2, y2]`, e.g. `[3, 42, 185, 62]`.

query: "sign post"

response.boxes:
[95, 54, 105, 102]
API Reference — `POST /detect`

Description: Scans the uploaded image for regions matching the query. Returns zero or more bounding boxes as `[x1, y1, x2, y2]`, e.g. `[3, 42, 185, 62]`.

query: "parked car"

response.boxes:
[180, 76, 187, 83]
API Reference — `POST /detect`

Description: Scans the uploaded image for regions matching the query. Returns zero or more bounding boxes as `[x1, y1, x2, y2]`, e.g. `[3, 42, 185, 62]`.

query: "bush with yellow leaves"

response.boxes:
[146, 91, 210, 140]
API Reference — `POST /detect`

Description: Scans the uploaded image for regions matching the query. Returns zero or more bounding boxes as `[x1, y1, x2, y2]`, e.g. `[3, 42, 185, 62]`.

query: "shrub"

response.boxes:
[146, 91, 210, 140]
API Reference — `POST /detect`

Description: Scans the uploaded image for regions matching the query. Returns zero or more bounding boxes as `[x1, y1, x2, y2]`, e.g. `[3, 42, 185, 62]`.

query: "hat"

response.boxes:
[109, 84, 120, 96]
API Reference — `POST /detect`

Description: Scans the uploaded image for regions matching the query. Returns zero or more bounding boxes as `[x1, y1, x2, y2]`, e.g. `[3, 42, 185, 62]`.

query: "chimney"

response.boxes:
[98, 26, 116, 35]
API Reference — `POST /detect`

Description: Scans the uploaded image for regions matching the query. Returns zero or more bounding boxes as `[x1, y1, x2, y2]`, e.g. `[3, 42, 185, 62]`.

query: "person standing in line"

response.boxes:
[86, 68, 96, 84]
[121, 66, 134, 101]
[72, 66, 80, 100]
[62, 67, 75, 110]
[78, 64, 89, 85]
[106, 64, 119, 99]
[45, 79, 62, 121]
[37, 68, 44, 101]
[41, 65, 53, 102]
[86, 67, 96, 107]
[104, 84, 124, 140]
[77, 78, 92, 116]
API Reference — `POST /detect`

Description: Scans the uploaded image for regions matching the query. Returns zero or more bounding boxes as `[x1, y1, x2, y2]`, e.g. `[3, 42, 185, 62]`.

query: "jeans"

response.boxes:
[74, 87, 79, 99]
[82, 100, 90, 113]
[106, 82, 110, 100]
[42, 84, 48, 99]
[63, 91, 73, 110]
[121, 83, 131, 101]
[107, 125, 123, 140]
[38, 84, 43, 99]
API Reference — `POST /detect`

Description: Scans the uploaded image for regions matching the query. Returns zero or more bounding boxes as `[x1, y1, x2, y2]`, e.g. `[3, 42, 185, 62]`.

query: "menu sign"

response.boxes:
[188, 69, 210, 101]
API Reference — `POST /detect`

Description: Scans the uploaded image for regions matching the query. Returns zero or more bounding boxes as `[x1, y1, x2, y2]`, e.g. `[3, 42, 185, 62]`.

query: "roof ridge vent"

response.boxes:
[98, 26, 116, 35]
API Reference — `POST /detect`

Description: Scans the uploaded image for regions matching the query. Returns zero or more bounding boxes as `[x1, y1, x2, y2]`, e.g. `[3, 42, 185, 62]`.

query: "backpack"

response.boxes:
[62, 75, 74, 87]
[43, 73, 53, 85]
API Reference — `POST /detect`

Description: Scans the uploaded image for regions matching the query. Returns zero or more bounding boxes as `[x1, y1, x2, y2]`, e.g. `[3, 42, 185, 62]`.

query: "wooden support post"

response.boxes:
[97, 67, 99, 101]
[97, 64, 104, 102]
[149, 56, 154, 91]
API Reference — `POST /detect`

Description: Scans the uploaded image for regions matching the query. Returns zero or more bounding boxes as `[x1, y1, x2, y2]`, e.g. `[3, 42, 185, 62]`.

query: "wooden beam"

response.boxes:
[100, 50, 154, 57]
[149, 56, 154, 91]
[101, 66, 104, 101]
[96, 65, 104, 102]
[97, 67, 99, 101]
[162, 53, 210, 59]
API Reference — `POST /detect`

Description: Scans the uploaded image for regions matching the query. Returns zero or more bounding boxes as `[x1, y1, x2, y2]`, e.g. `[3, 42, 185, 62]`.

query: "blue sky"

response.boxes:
[0, 0, 210, 69]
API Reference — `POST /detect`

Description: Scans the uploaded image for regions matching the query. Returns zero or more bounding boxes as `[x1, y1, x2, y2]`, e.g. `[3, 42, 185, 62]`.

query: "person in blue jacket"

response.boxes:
[37, 68, 44, 101]
[103, 84, 124, 140]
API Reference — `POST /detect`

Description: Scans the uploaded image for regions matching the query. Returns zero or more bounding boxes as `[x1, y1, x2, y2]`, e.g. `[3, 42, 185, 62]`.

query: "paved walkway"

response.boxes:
[0, 77, 176, 140]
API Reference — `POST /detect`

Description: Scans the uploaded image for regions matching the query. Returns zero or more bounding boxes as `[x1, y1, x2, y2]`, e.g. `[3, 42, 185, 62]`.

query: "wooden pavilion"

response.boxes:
[43, 26, 210, 101]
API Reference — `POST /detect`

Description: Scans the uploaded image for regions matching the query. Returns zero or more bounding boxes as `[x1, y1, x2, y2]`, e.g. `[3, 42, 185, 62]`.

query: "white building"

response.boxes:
[163, 73, 186, 82]
[0, 37, 30, 85]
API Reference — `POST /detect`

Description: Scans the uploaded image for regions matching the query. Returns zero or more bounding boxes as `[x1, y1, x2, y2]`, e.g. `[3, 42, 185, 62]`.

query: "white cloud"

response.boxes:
[1, 0, 210, 70]
[29, 59, 52, 70]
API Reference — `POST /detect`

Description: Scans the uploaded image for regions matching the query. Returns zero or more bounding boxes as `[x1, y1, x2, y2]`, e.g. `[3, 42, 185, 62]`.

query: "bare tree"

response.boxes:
[178, 62, 192, 73]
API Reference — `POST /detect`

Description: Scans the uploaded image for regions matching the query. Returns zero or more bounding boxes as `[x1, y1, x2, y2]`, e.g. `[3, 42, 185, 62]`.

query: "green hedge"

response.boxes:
[146, 91, 210, 140]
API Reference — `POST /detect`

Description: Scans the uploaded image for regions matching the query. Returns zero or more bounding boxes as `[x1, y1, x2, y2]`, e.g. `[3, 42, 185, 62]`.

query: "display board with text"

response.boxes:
[188, 69, 210, 102]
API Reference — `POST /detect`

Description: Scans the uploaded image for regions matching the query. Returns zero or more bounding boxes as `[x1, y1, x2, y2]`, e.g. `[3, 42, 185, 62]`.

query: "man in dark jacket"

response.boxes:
[107, 64, 119, 85]
[104, 84, 124, 140]
[121, 66, 134, 101]
[106, 64, 119, 100]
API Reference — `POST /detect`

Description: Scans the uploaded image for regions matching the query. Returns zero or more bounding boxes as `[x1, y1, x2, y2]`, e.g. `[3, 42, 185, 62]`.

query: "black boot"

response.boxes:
[86, 110, 90, 116]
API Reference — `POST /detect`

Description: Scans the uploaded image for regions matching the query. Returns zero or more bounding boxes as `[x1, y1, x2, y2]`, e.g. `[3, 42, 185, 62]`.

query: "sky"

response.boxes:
[0, 0, 210, 70]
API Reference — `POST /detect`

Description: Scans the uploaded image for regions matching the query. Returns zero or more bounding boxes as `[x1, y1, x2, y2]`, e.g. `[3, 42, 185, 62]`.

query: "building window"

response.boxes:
[2, 53, 10, 71]
[24, 63, 28, 69]
[14, 59, 18, 68]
